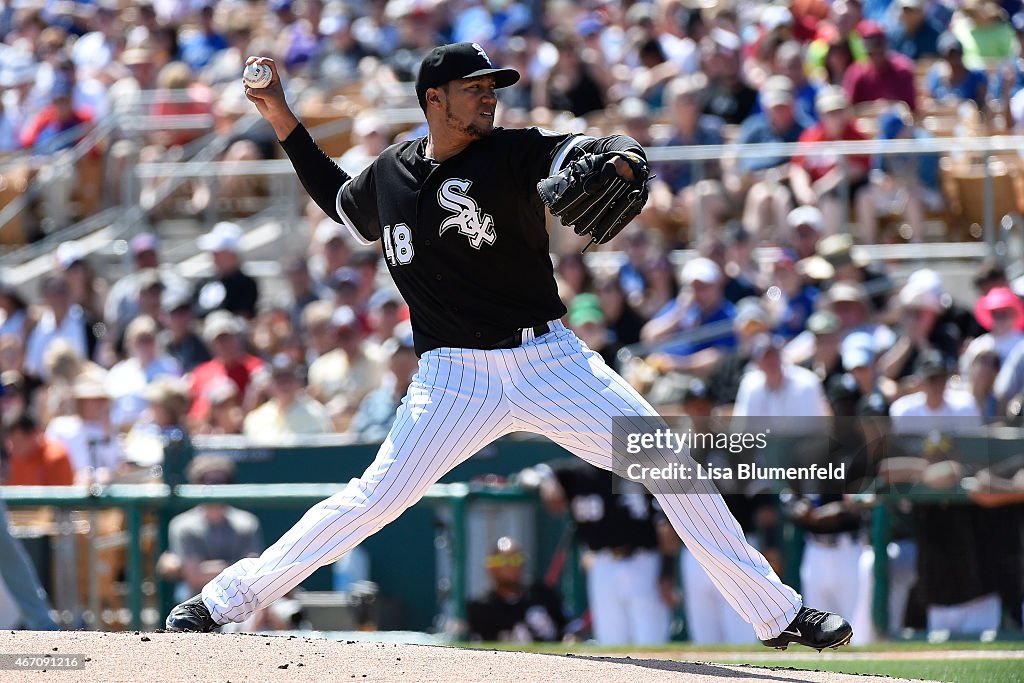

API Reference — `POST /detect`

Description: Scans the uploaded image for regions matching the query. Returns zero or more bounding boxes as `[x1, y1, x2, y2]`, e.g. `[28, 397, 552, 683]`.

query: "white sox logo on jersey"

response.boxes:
[437, 178, 497, 249]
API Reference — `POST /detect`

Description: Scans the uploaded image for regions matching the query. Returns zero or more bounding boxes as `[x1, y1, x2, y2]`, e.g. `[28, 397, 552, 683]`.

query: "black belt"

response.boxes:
[490, 323, 551, 350]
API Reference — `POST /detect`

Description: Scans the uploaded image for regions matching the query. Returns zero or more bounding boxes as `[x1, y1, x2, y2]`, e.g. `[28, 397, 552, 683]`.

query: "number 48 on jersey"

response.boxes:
[383, 223, 414, 266]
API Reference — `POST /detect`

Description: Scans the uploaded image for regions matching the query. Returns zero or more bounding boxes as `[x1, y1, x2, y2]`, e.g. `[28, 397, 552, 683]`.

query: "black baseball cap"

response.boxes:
[415, 42, 520, 110]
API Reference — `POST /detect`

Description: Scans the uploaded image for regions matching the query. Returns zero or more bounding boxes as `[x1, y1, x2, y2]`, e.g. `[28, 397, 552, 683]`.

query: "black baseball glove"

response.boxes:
[537, 150, 651, 249]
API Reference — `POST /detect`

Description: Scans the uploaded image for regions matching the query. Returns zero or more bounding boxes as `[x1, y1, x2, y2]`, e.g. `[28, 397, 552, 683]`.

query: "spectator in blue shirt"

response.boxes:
[179, 5, 228, 71]
[641, 257, 737, 376]
[733, 77, 806, 240]
[888, 0, 942, 60]
[926, 33, 988, 110]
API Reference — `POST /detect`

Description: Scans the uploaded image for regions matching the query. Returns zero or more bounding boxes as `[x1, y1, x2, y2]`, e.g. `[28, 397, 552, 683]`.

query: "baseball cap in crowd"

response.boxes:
[55, 241, 85, 270]
[314, 220, 348, 246]
[368, 287, 404, 311]
[202, 310, 245, 343]
[806, 310, 841, 336]
[734, 297, 770, 332]
[330, 305, 358, 329]
[815, 85, 848, 115]
[841, 331, 875, 370]
[568, 293, 605, 327]
[898, 281, 943, 312]
[760, 5, 794, 30]
[974, 286, 1024, 331]
[915, 349, 955, 378]
[859, 21, 886, 41]
[415, 42, 520, 110]
[328, 266, 362, 290]
[825, 281, 870, 307]
[681, 257, 722, 286]
[130, 232, 159, 256]
[197, 221, 242, 253]
[879, 105, 914, 140]
[899, 0, 924, 9]
[73, 370, 110, 400]
[750, 333, 785, 360]
[185, 454, 237, 485]
[788, 206, 823, 232]
[162, 289, 192, 313]
[938, 32, 964, 56]
[761, 79, 794, 108]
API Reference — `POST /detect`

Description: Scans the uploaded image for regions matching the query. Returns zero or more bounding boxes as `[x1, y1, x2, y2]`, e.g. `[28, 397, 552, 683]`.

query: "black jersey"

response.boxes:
[550, 459, 662, 553]
[337, 128, 590, 354]
[466, 582, 567, 642]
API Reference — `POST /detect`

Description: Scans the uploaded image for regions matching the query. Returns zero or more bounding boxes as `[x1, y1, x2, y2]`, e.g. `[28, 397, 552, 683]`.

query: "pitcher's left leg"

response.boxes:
[508, 327, 801, 640]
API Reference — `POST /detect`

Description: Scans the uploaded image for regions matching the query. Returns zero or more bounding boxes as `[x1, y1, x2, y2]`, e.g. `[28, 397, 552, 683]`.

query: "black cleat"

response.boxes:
[761, 606, 853, 652]
[165, 594, 218, 633]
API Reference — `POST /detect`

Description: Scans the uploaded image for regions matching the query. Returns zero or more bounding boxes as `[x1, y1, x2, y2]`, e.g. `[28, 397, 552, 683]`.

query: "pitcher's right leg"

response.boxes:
[168, 348, 512, 629]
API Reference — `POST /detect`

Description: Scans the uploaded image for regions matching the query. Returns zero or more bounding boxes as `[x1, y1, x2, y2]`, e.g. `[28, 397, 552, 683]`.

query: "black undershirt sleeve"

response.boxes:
[278, 123, 351, 223]
[577, 133, 646, 162]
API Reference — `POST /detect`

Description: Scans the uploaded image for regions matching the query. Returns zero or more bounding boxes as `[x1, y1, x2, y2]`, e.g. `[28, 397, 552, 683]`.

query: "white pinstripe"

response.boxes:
[202, 323, 800, 639]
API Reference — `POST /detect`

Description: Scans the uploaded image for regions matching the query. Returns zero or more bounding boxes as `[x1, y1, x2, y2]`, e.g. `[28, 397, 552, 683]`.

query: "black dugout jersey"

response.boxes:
[549, 459, 661, 553]
[466, 582, 567, 642]
[280, 123, 643, 356]
[338, 128, 583, 354]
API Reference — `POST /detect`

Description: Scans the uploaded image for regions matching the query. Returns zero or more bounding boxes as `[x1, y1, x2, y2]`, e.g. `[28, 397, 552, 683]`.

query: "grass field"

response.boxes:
[464, 641, 1024, 682]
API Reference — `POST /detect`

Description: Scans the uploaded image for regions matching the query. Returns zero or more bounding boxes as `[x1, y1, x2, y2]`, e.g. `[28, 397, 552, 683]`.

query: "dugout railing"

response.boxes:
[2, 429, 1023, 640]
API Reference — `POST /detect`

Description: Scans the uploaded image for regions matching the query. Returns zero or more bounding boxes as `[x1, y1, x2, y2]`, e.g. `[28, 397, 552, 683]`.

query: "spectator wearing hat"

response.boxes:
[308, 306, 384, 430]
[310, 218, 351, 292]
[926, 33, 988, 111]
[800, 234, 891, 307]
[243, 354, 330, 441]
[785, 205, 824, 260]
[960, 287, 1024, 380]
[842, 22, 917, 112]
[193, 222, 259, 319]
[348, 328, 419, 442]
[567, 294, 617, 368]
[338, 110, 392, 175]
[2, 410, 74, 486]
[123, 376, 192, 465]
[348, 249, 381, 312]
[734, 333, 831, 419]
[160, 290, 211, 373]
[888, 0, 942, 60]
[45, 369, 126, 485]
[157, 454, 263, 603]
[793, 310, 846, 387]
[703, 297, 773, 406]
[104, 232, 189, 335]
[642, 257, 737, 376]
[466, 536, 567, 643]
[860, 104, 943, 243]
[364, 288, 408, 360]
[327, 266, 364, 313]
[790, 87, 872, 236]
[648, 74, 727, 239]
[179, 4, 228, 72]
[187, 312, 263, 424]
[24, 274, 97, 381]
[878, 276, 962, 387]
[106, 316, 181, 431]
[734, 76, 806, 239]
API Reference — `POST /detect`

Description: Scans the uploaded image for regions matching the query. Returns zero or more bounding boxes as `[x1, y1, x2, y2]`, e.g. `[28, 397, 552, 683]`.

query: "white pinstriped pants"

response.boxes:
[202, 322, 801, 639]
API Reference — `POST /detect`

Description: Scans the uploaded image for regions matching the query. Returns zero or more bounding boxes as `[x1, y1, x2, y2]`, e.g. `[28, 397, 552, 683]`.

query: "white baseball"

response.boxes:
[243, 62, 273, 89]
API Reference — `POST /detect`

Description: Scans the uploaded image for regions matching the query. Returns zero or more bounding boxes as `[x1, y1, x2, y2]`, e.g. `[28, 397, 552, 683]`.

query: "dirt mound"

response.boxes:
[0, 631, 928, 682]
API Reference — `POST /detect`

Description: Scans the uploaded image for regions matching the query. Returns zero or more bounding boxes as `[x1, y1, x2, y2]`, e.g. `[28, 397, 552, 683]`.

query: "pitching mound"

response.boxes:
[0, 631, 927, 682]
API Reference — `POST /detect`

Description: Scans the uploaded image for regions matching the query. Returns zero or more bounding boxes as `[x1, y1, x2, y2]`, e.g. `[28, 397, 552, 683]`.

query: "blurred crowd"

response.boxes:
[2, 0, 1024, 641]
